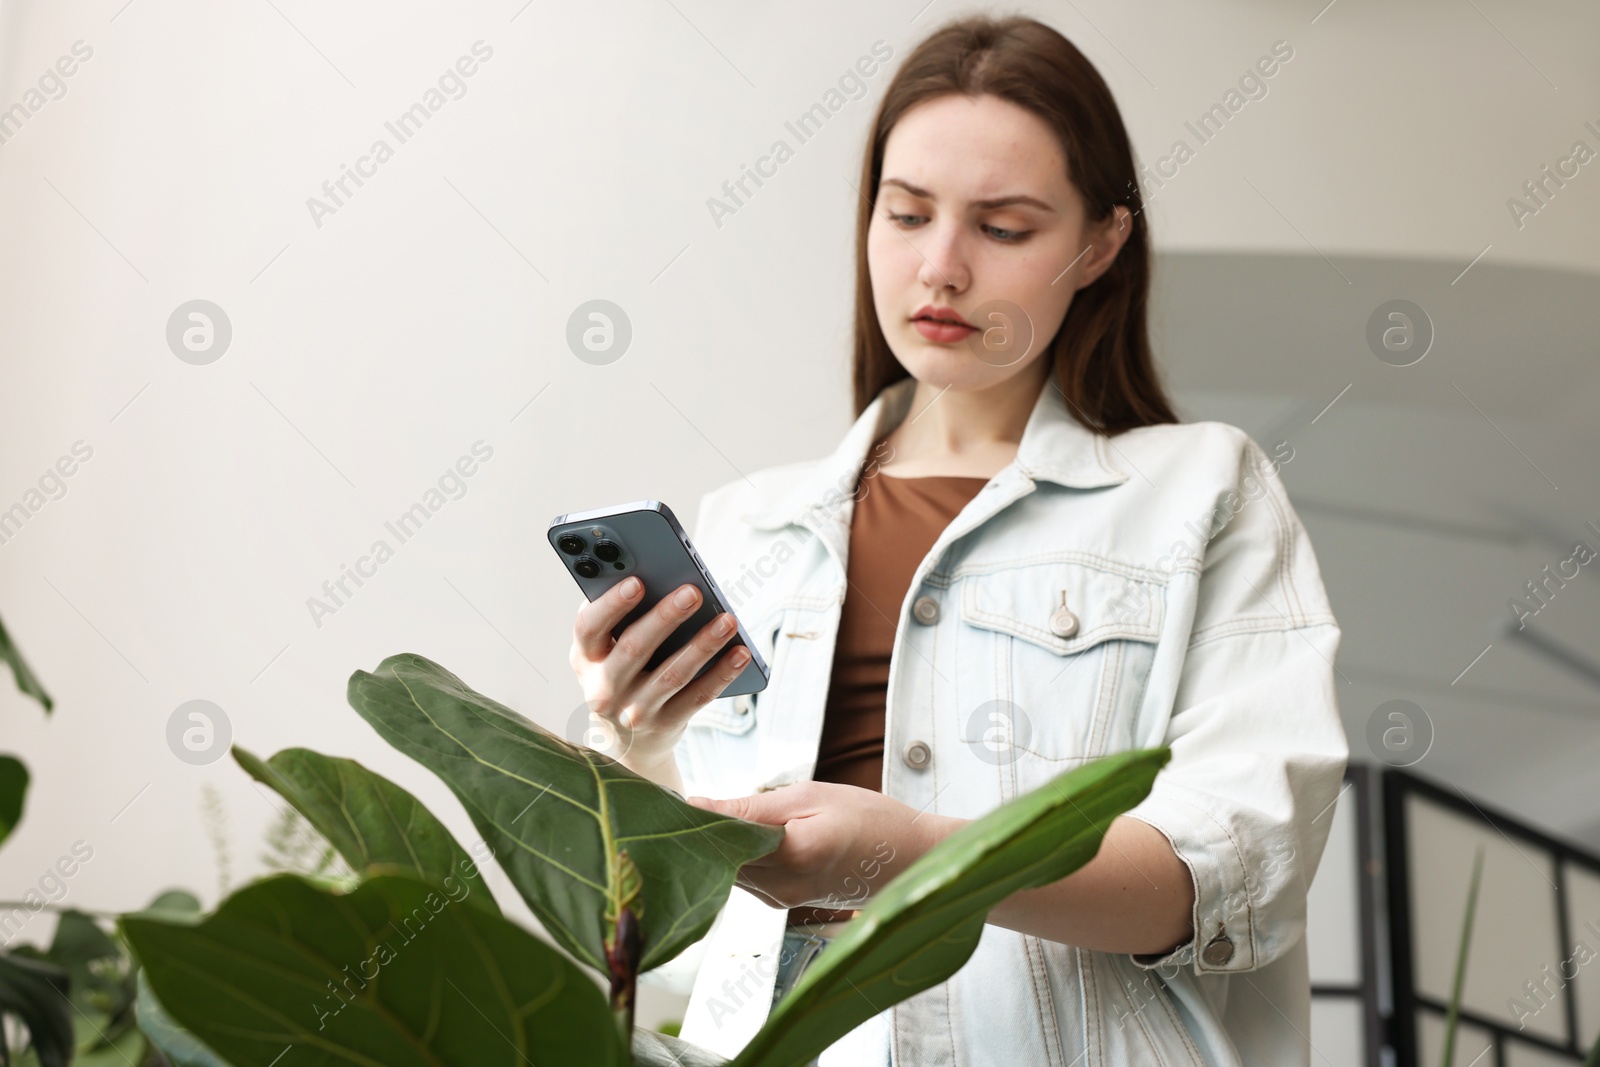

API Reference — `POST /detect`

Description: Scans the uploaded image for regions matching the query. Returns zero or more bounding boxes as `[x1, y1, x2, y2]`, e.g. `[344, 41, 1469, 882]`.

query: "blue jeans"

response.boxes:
[770, 925, 832, 1013]
[767, 927, 834, 1066]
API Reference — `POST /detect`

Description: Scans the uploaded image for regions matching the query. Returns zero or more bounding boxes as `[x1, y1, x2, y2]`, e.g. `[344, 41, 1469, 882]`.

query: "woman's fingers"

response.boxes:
[570, 576, 645, 665]
[655, 639, 752, 728]
[572, 577, 698, 672]
[571, 578, 744, 739]
[645, 610, 742, 706]
[599, 581, 714, 697]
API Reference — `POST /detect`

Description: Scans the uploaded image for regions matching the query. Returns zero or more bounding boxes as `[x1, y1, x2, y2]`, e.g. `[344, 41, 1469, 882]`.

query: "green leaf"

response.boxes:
[1441, 843, 1485, 1067]
[43, 911, 121, 994]
[233, 745, 500, 917]
[345, 653, 785, 974]
[134, 968, 234, 1067]
[0, 755, 26, 848]
[0, 953, 74, 1067]
[732, 746, 1170, 1067]
[122, 871, 628, 1067]
[0, 613, 51, 713]
[71, 1026, 148, 1067]
[136, 890, 203, 919]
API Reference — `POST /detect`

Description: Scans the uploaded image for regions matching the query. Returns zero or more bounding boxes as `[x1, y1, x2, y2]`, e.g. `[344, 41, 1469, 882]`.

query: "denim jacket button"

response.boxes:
[1049, 607, 1079, 638]
[902, 740, 931, 769]
[912, 595, 940, 625]
[1201, 933, 1234, 966]
[1049, 600, 1079, 638]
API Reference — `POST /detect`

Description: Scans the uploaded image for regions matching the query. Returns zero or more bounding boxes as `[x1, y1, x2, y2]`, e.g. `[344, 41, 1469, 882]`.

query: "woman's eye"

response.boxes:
[881, 211, 1030, 243]
[983, 224, 1030, 243]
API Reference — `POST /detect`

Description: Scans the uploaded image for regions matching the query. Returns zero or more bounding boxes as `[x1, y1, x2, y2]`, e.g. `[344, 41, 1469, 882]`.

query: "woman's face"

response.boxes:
[867, 92, 1130, 394]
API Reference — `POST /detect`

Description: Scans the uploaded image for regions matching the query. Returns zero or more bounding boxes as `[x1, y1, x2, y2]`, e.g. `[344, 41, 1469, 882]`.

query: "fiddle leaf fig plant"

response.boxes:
[344, 654, 787, 979]
[123, 652, 1170, 1065]
[123, 872, 629, 1067]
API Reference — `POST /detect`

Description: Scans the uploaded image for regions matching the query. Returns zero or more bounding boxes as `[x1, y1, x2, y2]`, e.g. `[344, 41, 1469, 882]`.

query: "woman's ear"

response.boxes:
[1076, 204, 1134, 291]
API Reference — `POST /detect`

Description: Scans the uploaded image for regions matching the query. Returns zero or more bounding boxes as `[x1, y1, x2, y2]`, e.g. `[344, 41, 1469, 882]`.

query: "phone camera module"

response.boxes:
[592, 539, 622, 563]
[557, 534, 586, 555]
[574, 557, 600, 579]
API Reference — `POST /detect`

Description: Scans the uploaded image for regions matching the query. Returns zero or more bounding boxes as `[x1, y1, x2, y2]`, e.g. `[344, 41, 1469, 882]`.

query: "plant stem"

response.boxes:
[1441, 845, 1485, 1067]
[613, 989, 634, 1055]
[607, 906, 640, 1052]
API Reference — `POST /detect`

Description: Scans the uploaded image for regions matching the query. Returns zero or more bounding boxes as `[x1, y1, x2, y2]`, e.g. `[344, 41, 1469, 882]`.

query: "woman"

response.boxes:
[568, 14, 1347, 1066]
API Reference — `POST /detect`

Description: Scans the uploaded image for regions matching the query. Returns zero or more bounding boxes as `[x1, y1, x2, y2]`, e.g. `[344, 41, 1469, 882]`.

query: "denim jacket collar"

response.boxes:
[741, 374, 1131, 532]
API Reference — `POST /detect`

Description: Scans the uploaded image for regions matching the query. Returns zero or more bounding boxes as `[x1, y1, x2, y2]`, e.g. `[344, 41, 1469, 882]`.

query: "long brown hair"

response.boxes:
[851, 15, 1178, 434]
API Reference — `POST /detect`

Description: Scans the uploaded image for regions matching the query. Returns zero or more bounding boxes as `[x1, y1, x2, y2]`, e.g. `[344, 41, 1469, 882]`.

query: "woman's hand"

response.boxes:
[690, 783, 1196, 956]
[686, 782, 960, 910]
[569, 575, 752, 787]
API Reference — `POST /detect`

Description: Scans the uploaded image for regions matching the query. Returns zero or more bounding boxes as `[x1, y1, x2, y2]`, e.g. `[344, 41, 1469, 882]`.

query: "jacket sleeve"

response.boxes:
[1121, 433, 1349, 976]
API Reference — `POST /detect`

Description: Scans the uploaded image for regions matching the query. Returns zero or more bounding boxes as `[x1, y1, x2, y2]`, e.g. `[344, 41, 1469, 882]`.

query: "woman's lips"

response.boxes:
[913, 318, 977, 342]
[911, 304, 976, 342]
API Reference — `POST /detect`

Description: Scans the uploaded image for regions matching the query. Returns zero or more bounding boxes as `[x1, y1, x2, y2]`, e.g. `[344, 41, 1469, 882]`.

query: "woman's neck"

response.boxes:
[874, 362, 1051, 479]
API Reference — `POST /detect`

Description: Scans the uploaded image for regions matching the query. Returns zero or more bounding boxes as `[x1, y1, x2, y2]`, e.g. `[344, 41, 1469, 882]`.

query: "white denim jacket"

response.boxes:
[651, 375, 1349, 1066]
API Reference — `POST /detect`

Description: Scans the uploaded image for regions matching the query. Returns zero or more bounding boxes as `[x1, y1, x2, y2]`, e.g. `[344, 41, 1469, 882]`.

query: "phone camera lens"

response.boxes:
[574, 557, 600, 579]
[593, 539, 621, 563]
[557, 534, 586, 555]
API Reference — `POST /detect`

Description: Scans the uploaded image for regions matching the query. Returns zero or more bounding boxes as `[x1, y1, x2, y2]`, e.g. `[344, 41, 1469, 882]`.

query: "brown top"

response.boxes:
[787, 442, 988, 927]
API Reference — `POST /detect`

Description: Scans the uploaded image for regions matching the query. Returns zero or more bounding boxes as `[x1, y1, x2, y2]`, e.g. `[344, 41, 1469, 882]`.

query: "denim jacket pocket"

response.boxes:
[955, 559, 1166, 796]
[959, 557, 1164, 650]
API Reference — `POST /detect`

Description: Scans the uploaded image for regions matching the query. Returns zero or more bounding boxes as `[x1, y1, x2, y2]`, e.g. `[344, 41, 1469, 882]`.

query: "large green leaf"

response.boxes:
[0, 755, 26, 847]
[234, 745, 500, 917]
[0, 612, 51, 713]
[122, 871, 627, 1067]
[346, 653, 785, 974]
[135, 968, 236, 1067]
[0, 953, 73, 1067]
[131, 890, 234, 1066]
[731, 746, 1170, 1067]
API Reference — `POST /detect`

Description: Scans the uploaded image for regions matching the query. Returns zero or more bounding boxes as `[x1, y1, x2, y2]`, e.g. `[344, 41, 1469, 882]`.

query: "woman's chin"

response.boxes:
[893, 347, 1034, 394]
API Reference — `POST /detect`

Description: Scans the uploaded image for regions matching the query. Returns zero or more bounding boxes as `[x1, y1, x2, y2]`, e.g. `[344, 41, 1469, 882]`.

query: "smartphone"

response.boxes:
[548, 500, 770, 697]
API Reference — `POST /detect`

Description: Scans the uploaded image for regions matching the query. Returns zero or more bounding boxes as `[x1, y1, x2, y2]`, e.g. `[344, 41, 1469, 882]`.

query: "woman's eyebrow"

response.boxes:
[880, 177, 1056, 213]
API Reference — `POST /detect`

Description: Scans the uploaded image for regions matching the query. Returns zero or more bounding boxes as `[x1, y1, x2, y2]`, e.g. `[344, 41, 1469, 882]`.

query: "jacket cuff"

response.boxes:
[1121, 797, 1266, 976]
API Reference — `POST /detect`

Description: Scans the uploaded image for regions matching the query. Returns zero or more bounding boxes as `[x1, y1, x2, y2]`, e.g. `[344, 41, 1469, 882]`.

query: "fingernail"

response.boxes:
[674, 586, 698, 608]
[730, 647, 751, 667]
[620, 577, 640, 599]
[687, 796, 711, 809]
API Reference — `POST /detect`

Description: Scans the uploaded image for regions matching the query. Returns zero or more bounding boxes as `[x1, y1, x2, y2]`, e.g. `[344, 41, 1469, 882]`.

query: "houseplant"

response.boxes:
[121, 651, 1170, 1066]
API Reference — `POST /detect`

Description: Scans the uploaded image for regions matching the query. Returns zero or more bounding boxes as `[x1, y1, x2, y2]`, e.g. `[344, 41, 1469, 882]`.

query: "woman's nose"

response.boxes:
[915, 224, 970, 292]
